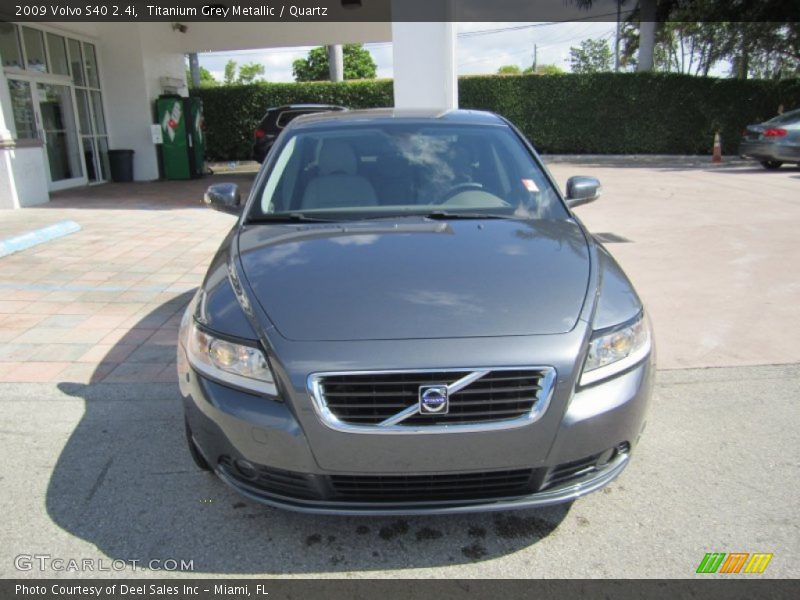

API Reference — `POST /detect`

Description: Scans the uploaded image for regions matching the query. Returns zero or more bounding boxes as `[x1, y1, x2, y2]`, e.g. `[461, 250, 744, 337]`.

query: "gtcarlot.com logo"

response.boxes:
[14, 554, 194, 572]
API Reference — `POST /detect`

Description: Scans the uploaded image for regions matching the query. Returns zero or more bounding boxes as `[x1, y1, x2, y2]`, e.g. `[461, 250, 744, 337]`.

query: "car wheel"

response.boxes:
[760, 160, 783, 170]
[185, 418, 211, 471]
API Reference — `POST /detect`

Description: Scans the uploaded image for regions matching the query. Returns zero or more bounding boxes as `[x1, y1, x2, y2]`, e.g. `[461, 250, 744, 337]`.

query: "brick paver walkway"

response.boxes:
[0, 175, 253, 383]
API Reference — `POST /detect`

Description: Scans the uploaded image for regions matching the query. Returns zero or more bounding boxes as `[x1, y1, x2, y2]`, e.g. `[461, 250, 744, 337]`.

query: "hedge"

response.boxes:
[192, 79, 393, 161]
[192, 73, 800, 160]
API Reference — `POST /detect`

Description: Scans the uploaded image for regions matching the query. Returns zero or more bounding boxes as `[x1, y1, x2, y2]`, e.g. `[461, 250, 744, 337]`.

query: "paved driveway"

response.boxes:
[0, 162, 797, 578]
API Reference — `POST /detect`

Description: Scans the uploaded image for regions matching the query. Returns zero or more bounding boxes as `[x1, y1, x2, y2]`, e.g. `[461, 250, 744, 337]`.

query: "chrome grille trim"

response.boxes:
[307, 366, 557, 434]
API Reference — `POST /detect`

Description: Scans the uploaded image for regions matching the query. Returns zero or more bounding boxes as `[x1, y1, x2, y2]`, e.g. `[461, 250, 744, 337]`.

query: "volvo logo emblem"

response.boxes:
[419, 385, 449, 414]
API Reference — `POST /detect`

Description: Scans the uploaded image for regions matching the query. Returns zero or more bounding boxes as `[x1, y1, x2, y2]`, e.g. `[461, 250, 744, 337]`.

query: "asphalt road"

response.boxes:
[1, 363, 797, 578]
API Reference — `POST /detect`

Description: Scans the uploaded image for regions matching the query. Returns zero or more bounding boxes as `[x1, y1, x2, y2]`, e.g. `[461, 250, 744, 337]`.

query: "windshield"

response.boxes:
[248, 123, 567, 221]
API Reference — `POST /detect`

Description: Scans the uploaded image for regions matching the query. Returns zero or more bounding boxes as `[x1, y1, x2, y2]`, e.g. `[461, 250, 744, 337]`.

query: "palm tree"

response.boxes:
[572, 0, 661, 72]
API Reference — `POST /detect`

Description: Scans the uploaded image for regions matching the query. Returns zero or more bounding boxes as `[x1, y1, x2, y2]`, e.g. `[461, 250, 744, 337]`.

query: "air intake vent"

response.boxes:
[541, 453, 603, 490]
[330, 469, 534, 502]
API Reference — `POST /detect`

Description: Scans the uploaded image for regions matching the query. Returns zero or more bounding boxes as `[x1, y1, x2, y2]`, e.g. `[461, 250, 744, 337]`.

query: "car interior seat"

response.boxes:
[301, 141, 378, 210]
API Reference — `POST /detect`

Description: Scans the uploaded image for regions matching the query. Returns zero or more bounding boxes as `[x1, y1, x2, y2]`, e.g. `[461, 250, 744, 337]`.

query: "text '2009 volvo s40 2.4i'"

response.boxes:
[177, 109, 654, 515]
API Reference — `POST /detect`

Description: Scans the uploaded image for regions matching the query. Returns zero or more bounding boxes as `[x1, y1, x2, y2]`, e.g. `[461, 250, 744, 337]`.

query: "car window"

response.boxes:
[277, 110, 316, 128]
[251, 123, 566, 220]
[766, 109, 800, 125]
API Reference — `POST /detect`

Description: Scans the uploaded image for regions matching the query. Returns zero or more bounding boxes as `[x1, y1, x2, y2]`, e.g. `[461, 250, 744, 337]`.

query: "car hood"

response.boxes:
[237, 218, 591, 341]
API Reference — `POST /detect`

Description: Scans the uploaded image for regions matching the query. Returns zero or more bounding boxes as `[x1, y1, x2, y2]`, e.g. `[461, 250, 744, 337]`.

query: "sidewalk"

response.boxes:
[542, 154, 750, 168]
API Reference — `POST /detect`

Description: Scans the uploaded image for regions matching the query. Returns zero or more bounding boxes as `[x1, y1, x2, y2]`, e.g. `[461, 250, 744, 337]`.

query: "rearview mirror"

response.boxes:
[204, 183, 241, 215]
[565, 176, 602, 209]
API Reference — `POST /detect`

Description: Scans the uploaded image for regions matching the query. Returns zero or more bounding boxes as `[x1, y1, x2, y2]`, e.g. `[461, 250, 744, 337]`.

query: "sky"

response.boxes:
[196, 22, 624, 83]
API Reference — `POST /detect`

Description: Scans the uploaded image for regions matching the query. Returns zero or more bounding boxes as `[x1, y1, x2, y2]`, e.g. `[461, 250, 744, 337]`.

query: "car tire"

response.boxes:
[185, 418, 211, 471]
[760, 160, 783, 170]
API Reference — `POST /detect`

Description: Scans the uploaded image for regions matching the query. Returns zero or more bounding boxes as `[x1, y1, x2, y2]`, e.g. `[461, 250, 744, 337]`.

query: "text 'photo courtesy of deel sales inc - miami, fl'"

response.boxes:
[15, 583, 273, 597]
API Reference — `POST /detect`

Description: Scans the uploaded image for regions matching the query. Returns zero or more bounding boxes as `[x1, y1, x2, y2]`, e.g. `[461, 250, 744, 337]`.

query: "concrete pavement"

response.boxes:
[548, 162, 800, 369]
[0, 364, 797, 578]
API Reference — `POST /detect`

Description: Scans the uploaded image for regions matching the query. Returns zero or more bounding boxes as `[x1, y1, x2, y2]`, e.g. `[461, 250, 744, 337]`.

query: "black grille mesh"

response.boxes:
[330, 469, 535, 502]
[319, 369, 545, 426]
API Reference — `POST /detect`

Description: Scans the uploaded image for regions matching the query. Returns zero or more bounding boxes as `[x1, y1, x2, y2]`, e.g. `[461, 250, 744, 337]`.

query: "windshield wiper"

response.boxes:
[423, 211, 512, 221]
[248, 213, 339, 224]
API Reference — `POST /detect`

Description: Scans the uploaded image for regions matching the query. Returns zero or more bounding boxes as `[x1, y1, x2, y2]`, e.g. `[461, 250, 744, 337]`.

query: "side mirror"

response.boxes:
[204, 183, 241, 215]
[565, 176, 602, 209]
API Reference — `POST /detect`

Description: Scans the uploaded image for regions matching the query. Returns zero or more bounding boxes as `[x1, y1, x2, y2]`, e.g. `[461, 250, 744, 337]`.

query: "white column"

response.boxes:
[392, 22, 457, 110]
[328, 45, 344, 82]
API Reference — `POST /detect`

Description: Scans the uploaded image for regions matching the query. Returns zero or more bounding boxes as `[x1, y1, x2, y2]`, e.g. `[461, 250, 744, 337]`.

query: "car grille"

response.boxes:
[330, 469, 535, 502]
[315, 368, 553, 427]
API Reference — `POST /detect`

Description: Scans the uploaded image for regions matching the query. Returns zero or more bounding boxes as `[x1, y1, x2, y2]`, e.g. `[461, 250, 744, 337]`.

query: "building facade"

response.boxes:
[0, 19, 457, 210]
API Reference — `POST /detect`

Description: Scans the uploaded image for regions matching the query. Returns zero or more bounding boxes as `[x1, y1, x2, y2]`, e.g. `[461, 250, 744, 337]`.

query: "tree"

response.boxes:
[237, 62, 266, 84]
[524, 64, 565, 75]
[617, 19, 799, 79]
[664, 0, 799, 79]
[223, 60, 237, 85]
[719, 23, 799, 80]
[292, 44, 377, 82]
[497, 64, 522, 75]
[617, 21, 726, 75]
[571, 0, 668, 72]
[185, 66, 218, 88]
[220, 60, 267, 85]
[569, 39, 613, 73]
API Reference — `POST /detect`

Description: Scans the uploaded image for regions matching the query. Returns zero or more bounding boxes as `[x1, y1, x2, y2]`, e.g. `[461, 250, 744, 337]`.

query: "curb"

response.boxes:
[541, 154, 749, 167]
[0, 220, 82, 258]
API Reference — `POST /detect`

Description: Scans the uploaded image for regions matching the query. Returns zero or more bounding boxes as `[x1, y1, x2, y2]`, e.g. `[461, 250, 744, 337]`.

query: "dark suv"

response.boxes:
[252, 104, 346, 163]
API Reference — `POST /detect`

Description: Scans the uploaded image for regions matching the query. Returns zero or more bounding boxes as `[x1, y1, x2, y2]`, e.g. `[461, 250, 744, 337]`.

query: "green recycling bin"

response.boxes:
[156, 95, 206, 180]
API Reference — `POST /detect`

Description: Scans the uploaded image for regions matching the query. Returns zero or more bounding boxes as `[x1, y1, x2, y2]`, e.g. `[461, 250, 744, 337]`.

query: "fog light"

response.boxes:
[235, 459, 257, 480]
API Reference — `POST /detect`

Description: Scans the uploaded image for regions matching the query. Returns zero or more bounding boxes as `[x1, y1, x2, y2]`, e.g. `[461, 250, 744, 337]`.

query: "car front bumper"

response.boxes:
[178, 339, 654, 515]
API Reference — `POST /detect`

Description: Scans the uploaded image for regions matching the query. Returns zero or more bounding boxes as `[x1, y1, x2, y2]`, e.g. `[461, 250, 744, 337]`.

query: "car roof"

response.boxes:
[288, 108, 506, 129]
[267, 104, 345, 112]
[765, 108, 800, 124]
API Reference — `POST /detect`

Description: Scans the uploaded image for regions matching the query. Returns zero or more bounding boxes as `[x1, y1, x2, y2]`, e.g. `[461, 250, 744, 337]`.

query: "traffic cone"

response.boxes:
[712, 131, 722, 164]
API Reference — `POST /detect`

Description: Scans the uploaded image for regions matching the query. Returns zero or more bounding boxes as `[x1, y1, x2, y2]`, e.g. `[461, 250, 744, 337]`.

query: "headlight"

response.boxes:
[184, 320, 277, 395]
[580, 312, 651, 386]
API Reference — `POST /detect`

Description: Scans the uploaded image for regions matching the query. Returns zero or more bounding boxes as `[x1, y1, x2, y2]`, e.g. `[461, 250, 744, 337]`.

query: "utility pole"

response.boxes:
[531, 43, 537, 72]
[614, 0, 621, 72]
[188, 52, 200, 88]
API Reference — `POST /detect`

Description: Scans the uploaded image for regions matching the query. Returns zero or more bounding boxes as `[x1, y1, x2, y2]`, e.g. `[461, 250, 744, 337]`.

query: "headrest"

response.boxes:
[318, 141, 358, 176]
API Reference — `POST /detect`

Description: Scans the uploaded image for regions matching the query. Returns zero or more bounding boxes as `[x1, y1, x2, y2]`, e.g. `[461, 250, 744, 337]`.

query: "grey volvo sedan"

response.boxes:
[177, 109, 654, 515]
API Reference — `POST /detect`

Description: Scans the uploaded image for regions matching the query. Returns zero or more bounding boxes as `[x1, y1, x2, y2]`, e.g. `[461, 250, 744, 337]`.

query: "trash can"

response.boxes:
[107, 149, 134, 182]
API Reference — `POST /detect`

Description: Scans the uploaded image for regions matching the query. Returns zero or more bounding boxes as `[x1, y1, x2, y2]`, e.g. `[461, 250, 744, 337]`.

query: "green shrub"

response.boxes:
[192, 79, 392, 160]
[192, 73, 800, 160]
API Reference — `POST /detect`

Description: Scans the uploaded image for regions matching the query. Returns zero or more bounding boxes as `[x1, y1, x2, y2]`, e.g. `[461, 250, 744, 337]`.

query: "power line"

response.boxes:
[457, 11, 636, 38]
[457, 26, 616, 69]
[203, 12, 637, 58]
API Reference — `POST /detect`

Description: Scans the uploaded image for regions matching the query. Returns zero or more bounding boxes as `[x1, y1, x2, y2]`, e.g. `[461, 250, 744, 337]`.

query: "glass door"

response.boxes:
[35, 82, 85, 189]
